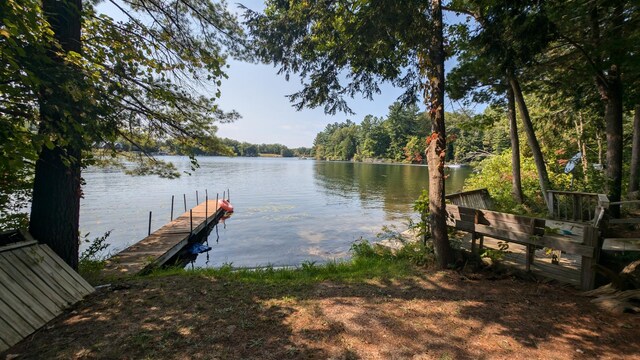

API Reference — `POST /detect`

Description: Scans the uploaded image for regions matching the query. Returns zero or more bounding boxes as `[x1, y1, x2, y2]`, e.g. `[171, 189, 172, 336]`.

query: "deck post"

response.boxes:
[547, 191, 555, 217]
[525, 218, 536, 271]
[580, 226, 599, 290]
[573, 194, 582, 221]
[183, 194, 187, 212]
[471, 210, 479, 256]
[471, 233, 477, 256]
[525, 245, 534, 272]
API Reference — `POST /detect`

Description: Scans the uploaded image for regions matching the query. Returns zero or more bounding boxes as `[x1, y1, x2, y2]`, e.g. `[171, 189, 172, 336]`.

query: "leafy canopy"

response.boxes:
[0, 0, 247, 228]
[245, 0, 439, 114]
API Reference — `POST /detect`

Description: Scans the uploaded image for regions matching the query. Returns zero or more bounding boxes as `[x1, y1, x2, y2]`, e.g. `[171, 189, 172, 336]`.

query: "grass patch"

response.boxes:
[148, 257, 415, 284]
[147, 239, 422, 284]
[79, 259, 107, 285]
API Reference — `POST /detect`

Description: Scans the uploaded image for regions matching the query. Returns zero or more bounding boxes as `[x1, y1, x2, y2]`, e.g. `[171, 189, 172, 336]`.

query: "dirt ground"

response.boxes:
[4, 270, 640, 360]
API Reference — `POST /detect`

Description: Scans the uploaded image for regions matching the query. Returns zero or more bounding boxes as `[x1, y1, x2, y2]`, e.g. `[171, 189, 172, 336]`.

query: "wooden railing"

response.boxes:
[445, 188, 493, 210]
[546, 190, 608, 223]
[608, 200, 640, 225]
[446, 204, 600, 290]
[600, 199, 640, 252]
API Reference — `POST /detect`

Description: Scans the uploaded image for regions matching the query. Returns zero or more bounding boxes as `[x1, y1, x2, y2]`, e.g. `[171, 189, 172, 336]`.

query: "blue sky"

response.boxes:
[99, 1, 483, 148]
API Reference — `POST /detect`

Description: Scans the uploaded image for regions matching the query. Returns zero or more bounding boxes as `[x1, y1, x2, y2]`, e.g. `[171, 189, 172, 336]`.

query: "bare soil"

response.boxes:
[4, 270, 640, 360]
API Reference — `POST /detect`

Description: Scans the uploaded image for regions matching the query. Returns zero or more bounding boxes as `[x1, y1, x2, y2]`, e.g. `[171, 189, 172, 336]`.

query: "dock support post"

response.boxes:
[227, 188, 230, 201]
[190, 209, 193, 235]
[205, 194, 208, 225]
[170, 195, 174, 221]
[148, 211, 152, 236]
[183, 194, 187, 212]
[196, 190, 199, 204]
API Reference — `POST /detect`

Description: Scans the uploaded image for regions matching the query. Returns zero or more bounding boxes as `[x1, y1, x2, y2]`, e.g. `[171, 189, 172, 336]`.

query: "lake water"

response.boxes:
[81, 157, 472, 268]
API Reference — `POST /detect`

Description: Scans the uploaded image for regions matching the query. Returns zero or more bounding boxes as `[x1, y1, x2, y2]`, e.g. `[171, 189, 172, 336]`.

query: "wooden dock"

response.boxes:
[102, 200, 225, 278]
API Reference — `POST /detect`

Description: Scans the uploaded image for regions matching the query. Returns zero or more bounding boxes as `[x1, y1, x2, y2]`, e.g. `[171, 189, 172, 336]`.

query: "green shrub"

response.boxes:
[78, 231, 111, 284]
[464, 150, 572, 214]
[351, 237, 435, 267]
[411, 189, 430, 244]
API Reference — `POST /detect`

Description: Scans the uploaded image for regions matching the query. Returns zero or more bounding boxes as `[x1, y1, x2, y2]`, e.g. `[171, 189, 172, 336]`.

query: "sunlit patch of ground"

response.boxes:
[4, 270, 640, 359]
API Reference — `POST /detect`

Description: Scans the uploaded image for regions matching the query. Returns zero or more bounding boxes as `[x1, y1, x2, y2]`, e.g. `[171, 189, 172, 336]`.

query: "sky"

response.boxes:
[215, 56, 409, 148]
[99, 1, 483, 148]
[215, 0, 406, 148]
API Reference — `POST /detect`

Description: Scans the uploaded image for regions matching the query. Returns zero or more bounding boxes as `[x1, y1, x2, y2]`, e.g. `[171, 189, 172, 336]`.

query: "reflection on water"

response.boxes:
[314, 161, 470, 221]
[80, 157, 471, 268]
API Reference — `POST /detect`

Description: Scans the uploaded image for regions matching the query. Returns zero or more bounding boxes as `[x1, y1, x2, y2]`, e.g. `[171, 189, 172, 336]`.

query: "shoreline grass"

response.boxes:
[83, 239, 431, 286]
[147, 255, 418, 285]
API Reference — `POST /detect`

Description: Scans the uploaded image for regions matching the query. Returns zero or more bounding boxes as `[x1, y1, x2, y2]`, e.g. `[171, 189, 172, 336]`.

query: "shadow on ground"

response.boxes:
[3, 270, 640, 359]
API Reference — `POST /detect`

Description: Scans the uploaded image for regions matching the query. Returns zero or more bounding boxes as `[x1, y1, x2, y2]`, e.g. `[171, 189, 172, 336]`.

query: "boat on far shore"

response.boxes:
[445, 163, 468, 169]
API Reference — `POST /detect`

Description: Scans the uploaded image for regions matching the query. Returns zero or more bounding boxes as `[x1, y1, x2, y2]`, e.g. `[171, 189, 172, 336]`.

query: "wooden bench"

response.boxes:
[446, 204, 600, 290]
[601, 199, 640, 252]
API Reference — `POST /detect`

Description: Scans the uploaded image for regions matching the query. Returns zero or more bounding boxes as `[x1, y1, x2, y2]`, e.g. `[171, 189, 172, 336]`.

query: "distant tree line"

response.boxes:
[93, 137, 313, 158]
[217, 138, 311, 158]
[312, 102, 510, 164]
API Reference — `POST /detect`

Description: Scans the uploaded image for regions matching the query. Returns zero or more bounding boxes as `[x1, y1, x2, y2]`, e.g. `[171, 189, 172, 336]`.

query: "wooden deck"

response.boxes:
[0, 239, 94, 353]
[102, 200, 224, 278]
[460, 236, 581, 287]
[445, 200, 598, 289]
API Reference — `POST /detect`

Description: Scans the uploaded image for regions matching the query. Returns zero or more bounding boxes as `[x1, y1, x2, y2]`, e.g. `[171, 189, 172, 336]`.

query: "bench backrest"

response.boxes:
[445, 188, 494, 210]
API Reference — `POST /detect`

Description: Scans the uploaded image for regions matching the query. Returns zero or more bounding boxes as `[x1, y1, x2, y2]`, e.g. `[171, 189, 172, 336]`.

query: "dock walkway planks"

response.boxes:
[0, 239, 94, 353]
[102, 200, 223, 278]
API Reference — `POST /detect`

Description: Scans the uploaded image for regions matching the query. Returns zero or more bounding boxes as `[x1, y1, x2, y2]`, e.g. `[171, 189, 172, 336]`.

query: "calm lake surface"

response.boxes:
[81, 157, 472, 268]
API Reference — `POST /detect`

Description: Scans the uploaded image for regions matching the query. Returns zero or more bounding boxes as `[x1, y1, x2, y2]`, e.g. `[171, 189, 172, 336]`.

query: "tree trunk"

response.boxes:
[597, 130, 604, 165]
[575, 112, 589, 181]
[598, 65, 623, 218]
[425, 0, 454, 269]
[507, 85, 523, 204]
[509, 75, 552, 213]
[29, 0, 83, 269]
[590, 4, 624, 217]
[30, 147, 82, 269]
[628, 105, 640, 197]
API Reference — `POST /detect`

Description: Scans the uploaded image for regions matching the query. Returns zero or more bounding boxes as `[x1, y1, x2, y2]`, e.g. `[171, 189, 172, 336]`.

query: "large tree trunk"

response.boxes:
[29, 0, 83, 269]
[425, 0, 454, 269]
[509, 75, 552, 213]
[590, 4, 624, 217]
[598, 66, 624, 218]
[507, 85, 523, 204]
[628, 105, 640, 198]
